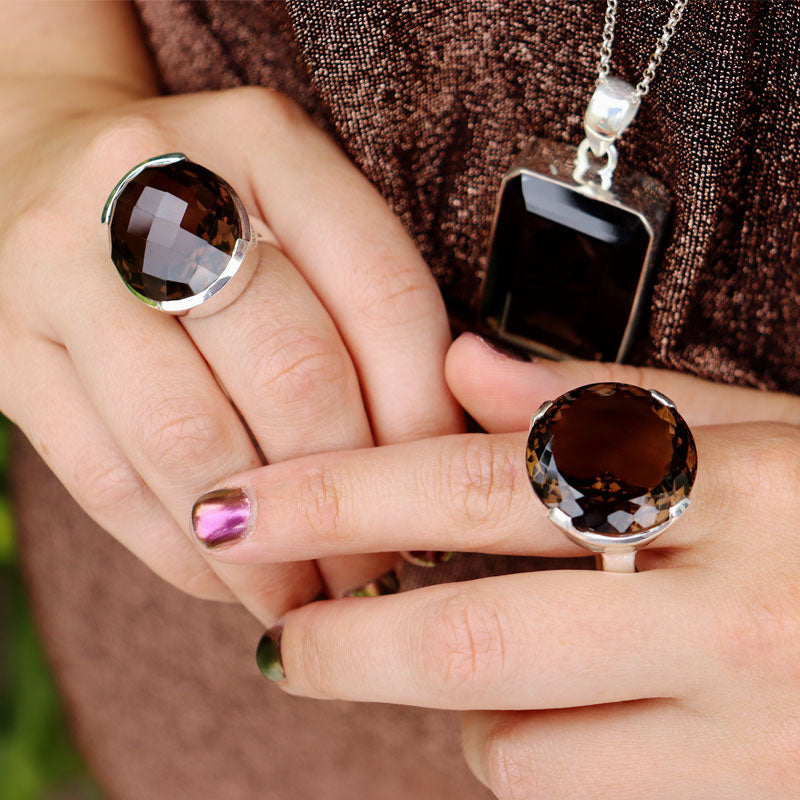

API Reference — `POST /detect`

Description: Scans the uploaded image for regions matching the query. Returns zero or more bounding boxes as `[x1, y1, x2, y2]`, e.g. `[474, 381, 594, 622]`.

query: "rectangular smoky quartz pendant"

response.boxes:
[479, 136, 672, 362]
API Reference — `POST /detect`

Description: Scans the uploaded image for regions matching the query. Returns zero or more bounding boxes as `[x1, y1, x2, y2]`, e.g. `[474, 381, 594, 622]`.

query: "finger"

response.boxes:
[3, 336, 230, 600]
[183, 231, 396, 595]
[46, 204, 321, 624]
[462, 701, 741, 800]
[445, 332, 800, 433]
[234, 88, 464, 444]
[192, 422, 758, 563]
[272, 569, 709, 710]
[183, 233, 372, 461]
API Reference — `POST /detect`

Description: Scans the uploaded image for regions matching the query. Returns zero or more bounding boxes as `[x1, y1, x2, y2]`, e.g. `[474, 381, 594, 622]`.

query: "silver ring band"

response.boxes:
[102, 153, 257, 317]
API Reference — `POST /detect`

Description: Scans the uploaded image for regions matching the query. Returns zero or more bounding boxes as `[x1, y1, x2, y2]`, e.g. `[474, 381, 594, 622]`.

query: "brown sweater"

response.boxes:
[12, 2, 800, 798]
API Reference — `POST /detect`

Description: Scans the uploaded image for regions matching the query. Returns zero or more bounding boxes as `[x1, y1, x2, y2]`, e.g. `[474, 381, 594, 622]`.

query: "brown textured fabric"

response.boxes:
[136, 0, 800, 392]
[11, 1, 800, 798]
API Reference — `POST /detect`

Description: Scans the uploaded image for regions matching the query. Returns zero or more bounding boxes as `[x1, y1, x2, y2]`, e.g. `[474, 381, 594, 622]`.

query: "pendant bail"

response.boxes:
[584, 76, 640, 156]
[574, 77, 640, 191]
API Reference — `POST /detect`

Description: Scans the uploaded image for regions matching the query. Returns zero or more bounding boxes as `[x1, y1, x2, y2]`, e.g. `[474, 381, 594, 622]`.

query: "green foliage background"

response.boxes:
[0, 417, 101, 799]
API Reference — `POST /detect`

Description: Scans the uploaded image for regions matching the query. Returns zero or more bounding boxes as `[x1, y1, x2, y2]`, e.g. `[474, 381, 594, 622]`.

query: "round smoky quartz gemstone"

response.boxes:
[108, 159, 243, 303]
[526, 383, 697, 536]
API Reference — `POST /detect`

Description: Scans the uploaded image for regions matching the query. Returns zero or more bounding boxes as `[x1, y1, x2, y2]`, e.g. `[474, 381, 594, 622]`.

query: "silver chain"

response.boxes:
[597, 0, 689, 99]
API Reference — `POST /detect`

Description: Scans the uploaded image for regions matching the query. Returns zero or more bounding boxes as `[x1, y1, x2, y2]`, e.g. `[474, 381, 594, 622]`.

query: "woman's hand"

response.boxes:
[0, 3, 461, 624]
[197, 333, 800, 798]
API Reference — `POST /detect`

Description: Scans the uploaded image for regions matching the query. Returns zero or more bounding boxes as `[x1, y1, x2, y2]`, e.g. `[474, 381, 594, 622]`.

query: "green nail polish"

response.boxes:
[256, 626, 285, 682]
[401, 550, 455, 568]
[345, 569, 400, 597]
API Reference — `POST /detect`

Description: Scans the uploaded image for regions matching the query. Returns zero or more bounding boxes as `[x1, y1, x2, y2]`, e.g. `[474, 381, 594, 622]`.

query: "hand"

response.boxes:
[0, 2, 461, 625]
[196, 333, 800, 798]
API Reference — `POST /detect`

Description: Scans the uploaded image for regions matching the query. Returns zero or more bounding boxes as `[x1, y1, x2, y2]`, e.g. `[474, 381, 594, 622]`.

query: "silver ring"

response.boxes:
[526, 382, 697, 572]
[102, 153, 258, 317]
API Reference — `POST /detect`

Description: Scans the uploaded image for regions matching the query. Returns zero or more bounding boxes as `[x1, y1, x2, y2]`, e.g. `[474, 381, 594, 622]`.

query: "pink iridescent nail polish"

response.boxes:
[192, 488, 252, 548]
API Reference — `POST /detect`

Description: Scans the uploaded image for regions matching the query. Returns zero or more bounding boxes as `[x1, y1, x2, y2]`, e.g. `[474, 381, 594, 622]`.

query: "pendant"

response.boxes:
[479, 78, 672, 362]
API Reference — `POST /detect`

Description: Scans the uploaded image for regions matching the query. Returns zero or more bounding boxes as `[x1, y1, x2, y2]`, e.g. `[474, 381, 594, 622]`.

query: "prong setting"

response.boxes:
[527, 382, 697, 571]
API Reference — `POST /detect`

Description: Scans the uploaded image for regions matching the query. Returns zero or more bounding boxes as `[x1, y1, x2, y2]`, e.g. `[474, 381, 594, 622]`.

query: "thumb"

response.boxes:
[445, 333, 800, 433]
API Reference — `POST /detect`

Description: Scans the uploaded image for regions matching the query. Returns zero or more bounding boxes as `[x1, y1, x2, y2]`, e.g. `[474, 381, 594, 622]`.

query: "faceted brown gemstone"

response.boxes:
[526, 383, 696, 535]
[109, 159, 242, 302]
[480, 172, 653, 361]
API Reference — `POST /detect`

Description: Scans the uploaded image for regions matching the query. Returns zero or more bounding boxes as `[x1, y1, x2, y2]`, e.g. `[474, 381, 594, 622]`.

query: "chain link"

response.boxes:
[597, 0, 688, 99]
[597, 0, 618, 79]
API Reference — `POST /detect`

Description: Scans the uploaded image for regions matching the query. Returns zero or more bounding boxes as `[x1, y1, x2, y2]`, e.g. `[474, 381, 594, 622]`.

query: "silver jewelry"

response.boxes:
[574, 0, 689, 189]
[102, 154, 258, 317]
[526, 382, 697, 573]
[480, 2, 689, 363]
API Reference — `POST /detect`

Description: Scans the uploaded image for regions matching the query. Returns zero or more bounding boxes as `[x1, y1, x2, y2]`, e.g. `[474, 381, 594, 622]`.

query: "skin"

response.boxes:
[0, 0, 462, 621]
[202, 334, 800, 799]
[7, 3, 800, 797]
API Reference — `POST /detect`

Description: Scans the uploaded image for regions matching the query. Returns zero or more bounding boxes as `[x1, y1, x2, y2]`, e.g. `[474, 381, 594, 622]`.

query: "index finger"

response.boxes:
[190, 423, 771, 564]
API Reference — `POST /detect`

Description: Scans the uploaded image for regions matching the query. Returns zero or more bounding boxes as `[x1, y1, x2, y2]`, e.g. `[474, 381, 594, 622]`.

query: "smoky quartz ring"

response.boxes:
[526, 382, 697, 573]
[102, 154, 258, 317]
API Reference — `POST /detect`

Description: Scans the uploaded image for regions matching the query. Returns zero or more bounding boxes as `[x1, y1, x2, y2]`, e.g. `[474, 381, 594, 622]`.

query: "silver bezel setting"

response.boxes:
[102, 153, 258, 318]
[480, 136, 671, 363]
[528, 387, 692, 571]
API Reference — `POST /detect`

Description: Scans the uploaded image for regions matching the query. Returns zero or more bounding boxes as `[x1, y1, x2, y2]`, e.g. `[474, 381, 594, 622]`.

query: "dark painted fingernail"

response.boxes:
[471, 332, 534, 362]
[345, 569, 399, 597]
[401, 550, 455, 568]
[191, 488, 251, 548]
[256, 625, 285, 681]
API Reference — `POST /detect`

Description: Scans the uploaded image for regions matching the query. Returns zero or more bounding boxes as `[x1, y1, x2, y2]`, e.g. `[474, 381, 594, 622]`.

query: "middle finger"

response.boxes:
[270, 568, 709, 710]
[183, 228, 397, 594]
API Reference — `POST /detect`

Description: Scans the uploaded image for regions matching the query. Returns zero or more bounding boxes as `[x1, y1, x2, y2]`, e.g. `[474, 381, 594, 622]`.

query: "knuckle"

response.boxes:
[442, 436, 519, 532]
[419, 593, 510, 696]
[3, 195, 67, 313]
[703, 423, 800, 530]
[349, 252, 440, 330]
[712, 579, 800, 685]
[85, 112, 172, 175]
[482, 720, 539, 800]
[223, 85, 309, 130]
[137, 395, 232, 478]
[72, 448, 149, 519]
[723, 422, 800, 510]
[249, 324, 351, 410]
[291, 463, 352, 545]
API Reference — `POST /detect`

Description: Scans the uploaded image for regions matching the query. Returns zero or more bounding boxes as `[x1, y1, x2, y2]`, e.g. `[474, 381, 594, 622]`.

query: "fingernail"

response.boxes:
[469, 332, 535, 362]
[401, 550, 454, 568]
[191, 488, 252, 548]
[345, 569, 399, 597]
[256, 625, 285, 681]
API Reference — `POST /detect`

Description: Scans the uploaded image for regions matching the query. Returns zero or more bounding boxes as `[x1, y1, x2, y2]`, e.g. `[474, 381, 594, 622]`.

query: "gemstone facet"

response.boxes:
[109, 159, 243, 303]
[482, 172, 651, 361]
[526, 383, 696, 536]
[479, 137, 672, 363]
